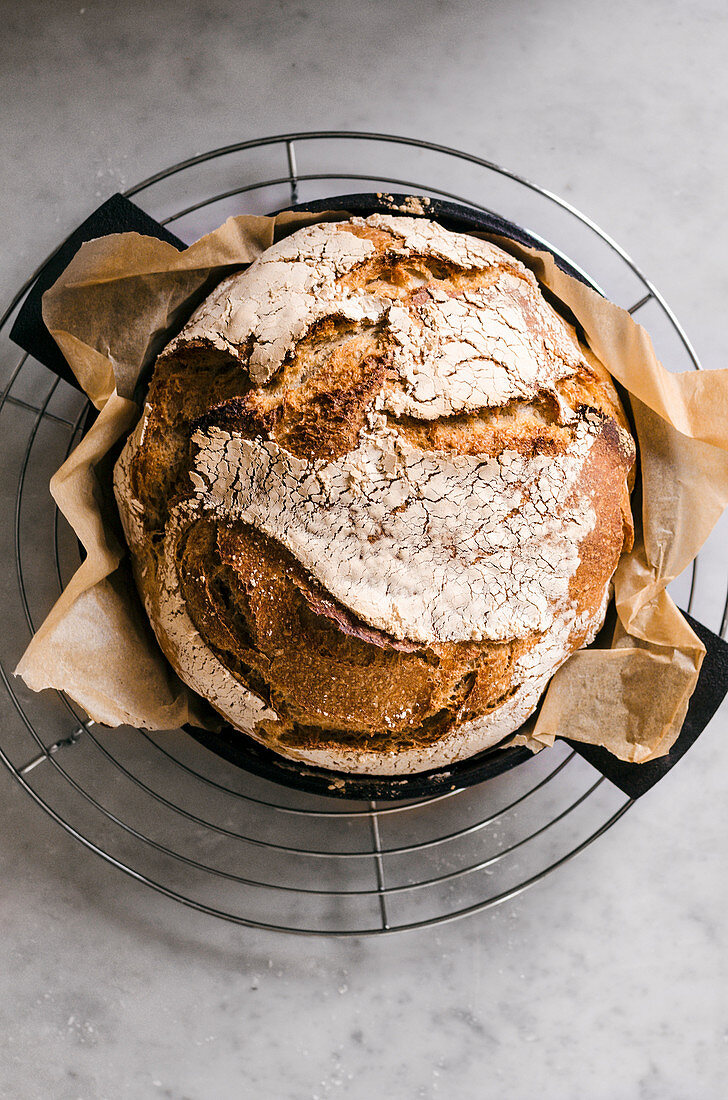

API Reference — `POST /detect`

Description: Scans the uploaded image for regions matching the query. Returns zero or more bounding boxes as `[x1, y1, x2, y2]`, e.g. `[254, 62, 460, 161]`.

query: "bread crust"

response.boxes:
[113, 215, 635, 774]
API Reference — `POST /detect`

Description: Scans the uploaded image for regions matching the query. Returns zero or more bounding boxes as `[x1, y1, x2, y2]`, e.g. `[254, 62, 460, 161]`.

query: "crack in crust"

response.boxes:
[113, 215, 636, 774]
[177, 518, 531, 749]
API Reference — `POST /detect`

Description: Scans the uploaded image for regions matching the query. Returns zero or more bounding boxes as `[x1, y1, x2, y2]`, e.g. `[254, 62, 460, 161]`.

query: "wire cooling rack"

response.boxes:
[0, 132, 723, 935]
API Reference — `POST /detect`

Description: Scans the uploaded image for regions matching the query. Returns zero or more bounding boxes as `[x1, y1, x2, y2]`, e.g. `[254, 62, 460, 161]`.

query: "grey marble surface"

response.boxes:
[1, 1, 727, 1097]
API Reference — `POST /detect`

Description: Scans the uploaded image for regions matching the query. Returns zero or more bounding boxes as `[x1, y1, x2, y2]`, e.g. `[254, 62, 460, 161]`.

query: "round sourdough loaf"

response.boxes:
[113, 214, 635, 774]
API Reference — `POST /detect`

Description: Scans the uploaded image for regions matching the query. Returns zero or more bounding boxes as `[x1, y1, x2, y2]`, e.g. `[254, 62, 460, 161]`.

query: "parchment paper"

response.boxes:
[15, 209, 728, 762]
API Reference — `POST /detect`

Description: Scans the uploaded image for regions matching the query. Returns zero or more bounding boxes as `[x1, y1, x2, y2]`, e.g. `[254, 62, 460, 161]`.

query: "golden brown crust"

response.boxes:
[176, 516, 536, 753]
[115, 215, 636, 772]
[568, 420, 635, 629]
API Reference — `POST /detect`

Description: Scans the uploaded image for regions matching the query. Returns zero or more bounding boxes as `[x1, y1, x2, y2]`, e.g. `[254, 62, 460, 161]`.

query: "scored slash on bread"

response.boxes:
[113, 215, 635, 775]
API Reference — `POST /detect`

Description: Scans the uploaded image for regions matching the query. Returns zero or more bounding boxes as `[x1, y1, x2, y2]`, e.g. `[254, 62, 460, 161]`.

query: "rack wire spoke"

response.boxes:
[0, 131, 706, 934]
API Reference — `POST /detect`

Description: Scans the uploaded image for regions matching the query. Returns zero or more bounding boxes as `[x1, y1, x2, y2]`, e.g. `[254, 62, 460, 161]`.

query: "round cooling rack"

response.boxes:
[0, 131, 723, 936]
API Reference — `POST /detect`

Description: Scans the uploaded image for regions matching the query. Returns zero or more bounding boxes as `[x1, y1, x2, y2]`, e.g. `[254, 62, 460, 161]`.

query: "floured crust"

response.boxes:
[113, 214, 635, 775]
[187, 415, 602, 644]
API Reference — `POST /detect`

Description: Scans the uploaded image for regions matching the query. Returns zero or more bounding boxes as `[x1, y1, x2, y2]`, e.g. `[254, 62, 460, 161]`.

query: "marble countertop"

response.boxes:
[1, 2, 727, 1097]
